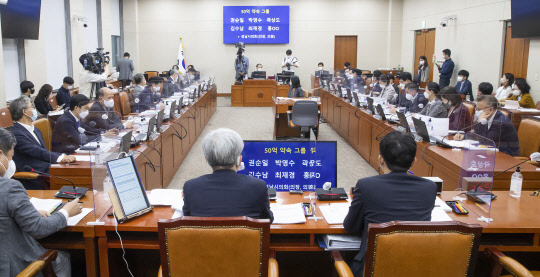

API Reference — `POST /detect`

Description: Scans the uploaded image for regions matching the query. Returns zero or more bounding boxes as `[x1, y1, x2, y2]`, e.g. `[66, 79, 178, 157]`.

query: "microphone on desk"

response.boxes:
[23, 166, 88, 199]
[169, 121, 188, 140]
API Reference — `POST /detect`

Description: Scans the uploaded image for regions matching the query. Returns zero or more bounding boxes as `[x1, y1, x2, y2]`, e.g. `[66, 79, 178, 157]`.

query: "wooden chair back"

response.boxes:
[536, 101, 540, 110]
[158, 216, 271, 277]
[0, 108, 13, 128]
[119, 92, 131, 116]
[33, 118, 53, 151]
[145, 71, 159, 79]
[517, 118, 540, 157]
[364, 221, 483, 277]
[48, 93, 58, 109]
[462, 102, 475, 124]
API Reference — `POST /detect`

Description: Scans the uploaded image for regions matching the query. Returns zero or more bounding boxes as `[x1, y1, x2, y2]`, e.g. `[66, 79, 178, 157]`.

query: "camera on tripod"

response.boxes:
[81, 48, 110, 74]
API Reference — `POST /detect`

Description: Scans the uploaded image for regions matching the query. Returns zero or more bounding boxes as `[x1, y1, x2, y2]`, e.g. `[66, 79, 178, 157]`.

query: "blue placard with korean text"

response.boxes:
[240, 141, 337, 191]
[223, 6, 290, 44]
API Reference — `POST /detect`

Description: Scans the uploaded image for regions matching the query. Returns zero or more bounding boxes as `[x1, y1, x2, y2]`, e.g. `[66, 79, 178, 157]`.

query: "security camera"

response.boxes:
[440, 19, 448, 27]
[83, 24, 88, 28]
[440, 15, 456, 28]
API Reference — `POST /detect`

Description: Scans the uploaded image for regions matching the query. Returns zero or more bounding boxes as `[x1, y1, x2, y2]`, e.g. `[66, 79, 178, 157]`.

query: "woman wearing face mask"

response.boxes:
[34, 84, 62, 115]
[440, 86, 471, 131]
[418, 82, 447, 118]
[506, 78, 535, 108]
[373, 74, 396, 101]
[495, 73, 514, 101]
[418, 56, 430, 82]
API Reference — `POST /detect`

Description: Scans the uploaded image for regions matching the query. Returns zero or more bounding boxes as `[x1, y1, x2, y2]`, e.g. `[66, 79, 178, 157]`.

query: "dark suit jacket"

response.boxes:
[371, 82, 382, 94]
[182, 170, 274, 222]
[55, 87, 71, 107]
[474, 111, 519, 156]
[52, 111, 99, 154]
[163, 77, 182, 98]
[438, 58, 454, 79]
[135, 86, 160, 113]
[11, 122, 62, 173]
[34, 96, 53, 115]
[448, 103, 471, 131]
[343, 172, 436, 276]
[315, 70, 329, 77]
[404, 93, 428, 113]
[87, 102, 124, 131]
[456, 80, 473, 101]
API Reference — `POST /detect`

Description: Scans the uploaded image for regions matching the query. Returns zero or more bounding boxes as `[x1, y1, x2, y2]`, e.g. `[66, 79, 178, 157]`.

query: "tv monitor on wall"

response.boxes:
[223, 6, 290, 44]
[0, 0, 42, 40]
[511, 0, 540, 38]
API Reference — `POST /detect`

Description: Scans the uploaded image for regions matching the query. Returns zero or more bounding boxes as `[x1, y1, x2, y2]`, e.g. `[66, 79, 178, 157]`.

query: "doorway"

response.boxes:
[502, 23, 530, 79]
[334, 36, 357, 71]
[413, 29, 436, 82]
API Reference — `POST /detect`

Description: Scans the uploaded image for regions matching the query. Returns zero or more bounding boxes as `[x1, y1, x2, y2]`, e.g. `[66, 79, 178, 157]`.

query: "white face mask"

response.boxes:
[103, 98, 114, 108]
[399, 84, 405, 89]
[423, 91, 430, 99]
[1, 153, 16, 179]
[380, 84, 386, 89]
[67, 85, 74, 90]
[405, 93, 414, 101]
[153, 86, 160, 92]
[475, 110, 483, 118]
[513, 90, 520, 96]
[500, 77, 506, 84]
[318, 67, 323, 71]
[419, 60, 425, 65]
[79, 110, 89, 119]
[457, 76, 463, 82]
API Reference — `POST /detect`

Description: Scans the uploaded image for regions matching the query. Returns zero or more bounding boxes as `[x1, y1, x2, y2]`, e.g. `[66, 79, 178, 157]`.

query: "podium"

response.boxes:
[231, 79, 289, 107]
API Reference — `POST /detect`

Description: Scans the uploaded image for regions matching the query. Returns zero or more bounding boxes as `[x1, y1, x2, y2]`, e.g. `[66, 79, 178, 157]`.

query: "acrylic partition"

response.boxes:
[458, 132, 496, 223]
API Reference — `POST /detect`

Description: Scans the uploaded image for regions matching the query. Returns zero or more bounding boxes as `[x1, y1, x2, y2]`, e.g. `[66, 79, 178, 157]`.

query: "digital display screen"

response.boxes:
[0, 0, 42, 40]
[107, 157, 149, 216]
[241, 141, 337, 191]
[223, 6, 290, 44]
[511, 0, 540, 38]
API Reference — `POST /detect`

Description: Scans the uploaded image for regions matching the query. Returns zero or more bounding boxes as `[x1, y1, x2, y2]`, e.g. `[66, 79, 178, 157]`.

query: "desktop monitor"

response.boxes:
[252, 71, 266, 79]
[156, 109, 165, 131]
[146, 116, 157, 141]
[169, 101, 177, 119]
[240, 140, 337, 191]
[106, 156, 153, 223]
[119, 131, 132, 155]
[352, 90, 360, 107]
[346, 88, 353, 103]
[277, 72, 294, 84]
[376, 104, 387, 121]
[396, 111, 410, 133]
[366, 97, 376, 115]
[412, 117, 430, 142]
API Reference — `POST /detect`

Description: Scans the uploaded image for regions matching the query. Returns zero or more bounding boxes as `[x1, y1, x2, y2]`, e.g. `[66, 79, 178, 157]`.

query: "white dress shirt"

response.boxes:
[282, 56, 299, 72]
[79, 69, 108, 97]
[495, 86, 512, 100]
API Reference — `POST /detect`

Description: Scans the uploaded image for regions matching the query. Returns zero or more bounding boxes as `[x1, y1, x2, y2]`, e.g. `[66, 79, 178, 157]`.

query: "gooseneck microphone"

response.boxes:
[23, 165, 88, 199]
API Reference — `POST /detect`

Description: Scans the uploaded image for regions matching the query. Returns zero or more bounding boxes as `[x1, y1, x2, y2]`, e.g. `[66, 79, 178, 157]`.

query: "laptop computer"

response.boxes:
[346, 88, 353, 103]
[156, 109, 166, 133]
[412, 117, 452, 147]
[396, 111, 410, 133]
[352, 90, 360, 107]
[376, 104, 387, 121]
[366, 97, 376, 115]
[337, 85, 343, 98]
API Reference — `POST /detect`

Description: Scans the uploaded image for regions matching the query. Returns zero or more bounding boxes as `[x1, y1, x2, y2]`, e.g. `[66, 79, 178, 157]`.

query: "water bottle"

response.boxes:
[509, 166, 523, 198]
[95, 144, 104, 165]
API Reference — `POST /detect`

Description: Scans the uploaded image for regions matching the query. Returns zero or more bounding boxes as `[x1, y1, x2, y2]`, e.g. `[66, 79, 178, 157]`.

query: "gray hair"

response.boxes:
[169, 69, 178, 76]
[134, 73, 144, 84]
[202, 128, 244, 168]
[0, 127, 16, 152]
[9, 96, 32, 121]
[477, 95, 499, 109]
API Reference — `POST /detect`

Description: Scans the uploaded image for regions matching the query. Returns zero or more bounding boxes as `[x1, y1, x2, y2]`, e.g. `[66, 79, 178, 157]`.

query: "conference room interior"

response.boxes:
[2, 0, 540, 276]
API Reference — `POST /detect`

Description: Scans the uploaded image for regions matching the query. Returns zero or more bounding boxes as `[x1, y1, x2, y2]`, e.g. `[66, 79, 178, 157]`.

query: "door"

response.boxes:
[334, 36, 357, 71]
[503, 23, 530, 79]
[413, 29, 436, 82]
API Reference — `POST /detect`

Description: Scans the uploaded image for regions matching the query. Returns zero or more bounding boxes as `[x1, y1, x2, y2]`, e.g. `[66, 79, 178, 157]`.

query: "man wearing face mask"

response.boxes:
[52, 94, 105, 154]
[135, 76, 164, 113]
[454, 95, 519, 156]
[344, 131, 436, 277]
[182, 128, 273, 222]
[87, 87, 133, 133]
[315, 62, 329, 77]
[163, 70, 182, 97]
[391, 72, 412, 105]
[370, 70, 383, 93]
[9, 97, 76, 189]
[0, 127, 83, 277]
[56, 77, 74, 108]
[20, 80, 35, 98]
[455, 70, 473, 101]
[402, 83, 427, 113]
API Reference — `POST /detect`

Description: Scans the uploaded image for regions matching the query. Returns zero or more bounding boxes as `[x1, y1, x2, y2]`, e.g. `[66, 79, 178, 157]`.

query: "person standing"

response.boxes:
[436, 49, 454, 88]
[117, 52, 134, 88]
[234, 48, 249, 83]
[79, 54, 111, 98]
[418, 56, 430, 82]
[281, 49, 299, 73]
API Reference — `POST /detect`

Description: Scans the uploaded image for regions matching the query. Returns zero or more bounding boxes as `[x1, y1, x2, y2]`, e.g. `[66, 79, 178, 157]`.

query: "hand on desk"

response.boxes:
[61, 155, 76, 164]
[104, 129, 119, 138]
[38, 210, 51, 217]
[454, 133, 464, 141]
[62, 198, 82, 217]
[124, 120, 134, 129]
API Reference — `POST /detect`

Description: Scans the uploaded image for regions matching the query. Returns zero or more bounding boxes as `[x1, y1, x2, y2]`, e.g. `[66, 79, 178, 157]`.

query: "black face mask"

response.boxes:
[30, 88, 35, 94]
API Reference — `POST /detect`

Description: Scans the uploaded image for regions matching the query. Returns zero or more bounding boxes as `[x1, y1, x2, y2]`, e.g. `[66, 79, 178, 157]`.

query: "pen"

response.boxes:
[408, 170, 414, 175]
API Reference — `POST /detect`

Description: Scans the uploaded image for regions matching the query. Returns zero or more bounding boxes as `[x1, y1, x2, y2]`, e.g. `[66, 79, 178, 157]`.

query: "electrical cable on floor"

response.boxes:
[113, 209, 135, 277]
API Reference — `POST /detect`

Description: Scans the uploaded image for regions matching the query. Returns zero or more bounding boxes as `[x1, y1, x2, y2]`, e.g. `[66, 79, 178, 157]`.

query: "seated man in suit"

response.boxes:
[344, 131, 437, 277]
[56, 76, 74, 108]
[454, 95, 519, 156]
[163, 70, 182, 97]
[86, 87, 133, 133]
[315, 62, 329, 77]
[9, 97, 76, 189]
[134, 76, 164, 113]
[182, 128, 273, 222]
[52, 94, 113, 154]
[403, 83, 427, 113]
[455, 70, 473, 101]
[132, 73, 146, 99]
[370, 70, 383, 93]
[0, 127, 82, 277]
[392, 72, 412, 106]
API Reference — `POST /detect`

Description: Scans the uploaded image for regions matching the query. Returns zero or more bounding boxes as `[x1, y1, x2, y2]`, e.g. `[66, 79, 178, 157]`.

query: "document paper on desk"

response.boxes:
[30, 198, 62, 213]
[270, 203, 306, 224]
[67, 208, 93, 226]
[430, 206, 453, 221]
[319, 203, 351, 225]
[148, 189, 183, 207]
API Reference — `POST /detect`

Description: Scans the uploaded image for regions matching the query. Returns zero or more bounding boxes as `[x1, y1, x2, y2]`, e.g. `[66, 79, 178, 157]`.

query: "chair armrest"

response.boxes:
[13, 172, 39, 180]
[157, 265, 163, 277]
[268, 258, 279, 277]
[515, 156, 529, 161]
[331, 251, 354, 277]
[17, 250, 58, 277]
[484, 247, 534, 277]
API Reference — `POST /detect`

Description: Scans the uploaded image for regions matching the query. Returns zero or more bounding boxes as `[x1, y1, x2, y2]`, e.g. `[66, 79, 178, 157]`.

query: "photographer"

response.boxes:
[234, 45, 249, 83]
[281, 49, 299, 73]
[78, 52, 112, 98]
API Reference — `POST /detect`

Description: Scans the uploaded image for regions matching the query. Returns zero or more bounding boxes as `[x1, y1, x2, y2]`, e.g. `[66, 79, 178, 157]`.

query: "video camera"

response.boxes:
[81, 48, 110, 74]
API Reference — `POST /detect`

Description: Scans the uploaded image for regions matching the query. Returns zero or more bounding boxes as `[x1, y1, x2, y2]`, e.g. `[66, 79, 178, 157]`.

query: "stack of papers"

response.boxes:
[435, 197, 452, 212]
[148, 189, 183, 207]
[517, 108, 540, 112]
[30, 198, 62, 214]
[68, 208, 93, 226]
[322, 234, 361, 250]
[430, 206, 453, 221]
[270, 203, 306, 224]
[319, 203, 351, 225]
